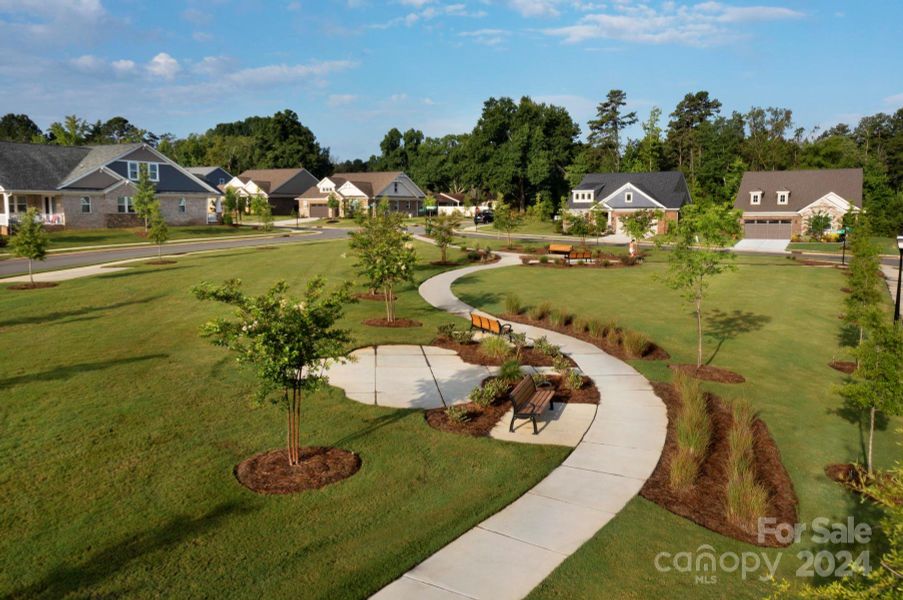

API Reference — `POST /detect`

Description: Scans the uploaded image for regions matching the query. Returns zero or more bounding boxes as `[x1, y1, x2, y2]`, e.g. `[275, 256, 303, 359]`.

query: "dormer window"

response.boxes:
[777, 191, 789, 205]
[750, 191, 762, 205]
[127, 161, 159, 182]
[625, 192, 633, 203]
[128, 161, 139, 180]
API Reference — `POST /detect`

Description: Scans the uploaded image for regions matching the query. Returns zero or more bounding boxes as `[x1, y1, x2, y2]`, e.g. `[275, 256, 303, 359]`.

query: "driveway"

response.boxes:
[733, 238, 789, 253]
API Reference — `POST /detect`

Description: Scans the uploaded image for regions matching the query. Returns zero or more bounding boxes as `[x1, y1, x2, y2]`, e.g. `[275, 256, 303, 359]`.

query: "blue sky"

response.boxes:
[1, 0, 901, 160]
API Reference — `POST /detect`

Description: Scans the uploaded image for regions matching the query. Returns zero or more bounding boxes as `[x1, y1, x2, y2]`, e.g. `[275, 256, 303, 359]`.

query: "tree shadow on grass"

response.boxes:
[0, 354, 169, 389]
[5, 501, 256, 600]
[97, 266, 192, 280]
[330, 410, 412, 447]
[837, 322, 861, 349]
[704, 308, 771, 365]
[829, 403, 891, 465]
[0, 295, 165, 328]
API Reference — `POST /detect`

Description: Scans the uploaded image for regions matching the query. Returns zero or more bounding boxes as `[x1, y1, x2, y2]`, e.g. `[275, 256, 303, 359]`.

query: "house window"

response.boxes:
[218, 177, 225, 185]
[127, 161, 159, 181]
[148, 163, 159, 182]
[128, 161, 139, 180]
[777, 191, 789, 205]
[178, 198, 187, 213]
[14, 196, 27, 213]
[625, 192, 633, 203]
[750, 191, 762, 205]
[80, 196, 92, 213]
[117, 196, 135, 213]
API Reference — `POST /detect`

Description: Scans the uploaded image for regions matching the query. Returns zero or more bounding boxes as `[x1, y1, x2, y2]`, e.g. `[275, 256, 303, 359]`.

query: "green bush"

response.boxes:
[565, 368, 583, 390]
[437, 323, 457, 340]
[533, 336, 561, 357]
[479, 336, 511, 360]
[519, 255, 533, 265]
[509, 332, 528, 356]
[504, 293, 523, 315]
[587, 318, 605, 338]
[445, 405, 469, 423]
[452, 329, 474, 344]
[538, 255, 549, 264]
[469, 384, 496, 407]
[623, 330, 651, 358]
[222, 214, 234, 225]
[552, 353, 571, 374]
[0, 234, 7, 249]
[498, 359, 523, 385]
[529, 301, 552, 321]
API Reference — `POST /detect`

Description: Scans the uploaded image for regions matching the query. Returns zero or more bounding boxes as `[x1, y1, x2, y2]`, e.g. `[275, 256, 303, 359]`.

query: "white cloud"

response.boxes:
[399, 0, 434, 6]
[544, 1, 804, 46]
[181, 8, 206, 25]
[459, 28, 511, 46]
[884, 92, 903, 108]
[228, 59, 355, 86]
[508, 0, 563, 17]
[69, 54, 105, 73]
[193, 31, 214, 42]
[147, 52, 181, 79]
[0, 0, 109, 41]
[368, 1, 485, 29]
[112, 59, 136, 76]
[193, 55, 234, 76]
[328, 94, 357, 107]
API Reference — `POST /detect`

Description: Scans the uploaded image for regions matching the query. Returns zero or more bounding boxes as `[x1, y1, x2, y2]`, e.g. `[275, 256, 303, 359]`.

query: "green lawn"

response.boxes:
[453, 253, 902, 598]
[0, 225, 281, 254]
[788, 236, 897, 255]
[0, 240, 569, 599]
[475, 218, 562, 236]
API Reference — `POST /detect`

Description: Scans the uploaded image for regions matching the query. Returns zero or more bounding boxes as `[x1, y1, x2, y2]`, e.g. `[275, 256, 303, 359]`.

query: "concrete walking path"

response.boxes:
[373, 252, 667, 600]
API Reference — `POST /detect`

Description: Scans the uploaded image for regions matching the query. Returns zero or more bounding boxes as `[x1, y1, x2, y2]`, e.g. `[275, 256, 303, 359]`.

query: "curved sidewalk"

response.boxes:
[373, 253, 667, 600]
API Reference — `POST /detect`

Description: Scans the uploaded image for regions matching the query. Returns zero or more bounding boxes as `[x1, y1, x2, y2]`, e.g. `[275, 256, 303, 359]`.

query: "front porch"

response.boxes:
[1, 193, 66, 233]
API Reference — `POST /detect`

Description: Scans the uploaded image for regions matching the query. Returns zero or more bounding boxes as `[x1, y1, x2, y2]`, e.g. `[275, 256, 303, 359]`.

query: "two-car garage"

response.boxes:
[742, 218, 792, 239]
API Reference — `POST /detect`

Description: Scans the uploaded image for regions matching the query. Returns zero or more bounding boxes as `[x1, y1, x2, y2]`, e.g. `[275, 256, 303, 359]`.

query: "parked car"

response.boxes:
[474, 210, 494, 225]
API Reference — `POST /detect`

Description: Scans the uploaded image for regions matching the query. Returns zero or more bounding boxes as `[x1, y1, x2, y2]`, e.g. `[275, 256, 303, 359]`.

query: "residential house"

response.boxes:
[186, 166, 233, 221]
[224, 168, 319, 215]
[433, 192, 476, 216]
[734, 169, 863, 239]
[569, 172, 691, 236]
[0, 141, 221, 235]
[298, 171, 425, 218]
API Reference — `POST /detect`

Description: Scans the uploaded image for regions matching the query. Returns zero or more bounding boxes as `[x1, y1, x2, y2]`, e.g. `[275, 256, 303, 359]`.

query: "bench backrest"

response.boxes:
[510, 375, 536, 410]
[488, 318, 502, 334]
[470, 313, 481, 328]
[549, 244, 573, 254]
[569, 250, 591, 259]
[479, 315, 492, 331]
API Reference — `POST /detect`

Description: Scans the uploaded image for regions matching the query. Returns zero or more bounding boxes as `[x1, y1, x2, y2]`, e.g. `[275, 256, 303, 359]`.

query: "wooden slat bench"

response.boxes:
[548, 243, 573, 256]
[567, 249, 593, 263]
[509, 375, 555, 434]
[469, 313, 513, 338]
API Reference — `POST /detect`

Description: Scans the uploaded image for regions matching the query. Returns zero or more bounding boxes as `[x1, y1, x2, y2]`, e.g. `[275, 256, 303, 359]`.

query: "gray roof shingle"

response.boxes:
[0, 141, 144, 191]
[575, 171, 691, 209]
[735, 169, 863, 212]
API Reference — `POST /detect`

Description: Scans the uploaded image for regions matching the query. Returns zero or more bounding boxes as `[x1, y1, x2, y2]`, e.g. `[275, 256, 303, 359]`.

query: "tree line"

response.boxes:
[2, 89, 901, 234]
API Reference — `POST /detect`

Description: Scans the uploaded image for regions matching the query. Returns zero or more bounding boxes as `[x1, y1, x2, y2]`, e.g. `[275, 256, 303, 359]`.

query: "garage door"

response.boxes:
[743, 219, 792, 239]
[309, 204, 329, 218]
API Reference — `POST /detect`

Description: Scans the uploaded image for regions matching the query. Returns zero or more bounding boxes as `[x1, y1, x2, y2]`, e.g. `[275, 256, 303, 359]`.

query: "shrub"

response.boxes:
[498, 359, 523, 385]
[623, 330, 651, 358]
[479, 335, 511, 360]
[669, 371, 711, 493]
[469, 384, 496, 407]
[549, 308, 572, 327]
[529, 301, 552, 321]
[504, 293, 523, 315]
[533, 336, 561, 357]
[565, 368, 583, 390]
[451, 329, 474, 344]
[531, 372, 547, 387]
[222, 214, 234, 225]
[572, 317, 589, 333]
[519, 255, 533, 265]
[600, 259, 612, 268]
[538, 255, 549, 264]
[552, 353, 571, 374]
[437, 322, 457, 340]
[555, 256, 568, 267]
[445, 405, 469, 423]
[509, 332, 528, 357]
[587, 318, 605, 338]
[605, 325, 621, 346]
[0, 234, 7, 249]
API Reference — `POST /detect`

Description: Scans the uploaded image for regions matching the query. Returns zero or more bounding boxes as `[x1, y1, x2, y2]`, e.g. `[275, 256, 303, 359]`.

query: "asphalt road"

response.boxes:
[0, 228, 350, 277]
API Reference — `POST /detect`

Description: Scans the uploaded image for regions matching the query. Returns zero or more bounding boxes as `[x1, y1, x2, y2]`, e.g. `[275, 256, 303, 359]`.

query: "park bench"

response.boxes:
[567, 249, 593, 264]
[469, 313, 513, 339]
[509, 375, 555, 434]
[548, 243, 573, 256]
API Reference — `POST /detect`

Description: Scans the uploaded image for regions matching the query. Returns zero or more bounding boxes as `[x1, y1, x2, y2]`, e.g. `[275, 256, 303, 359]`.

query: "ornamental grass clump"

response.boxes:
[549, 308, 572, 328]
[479, 335, 512, 361]
[669, 371, 711, 494]
[529, 301, 552, 321]
[587, 318, 605, 338]
[572, 317, 589, 333]
[504, 293, 523, 315]
[725, 400, 769, 533]
[623, 330, 651, 358]
[565, 368, 583, 390]
[605, 324, 622, 347]
[498, 359, 523, 385]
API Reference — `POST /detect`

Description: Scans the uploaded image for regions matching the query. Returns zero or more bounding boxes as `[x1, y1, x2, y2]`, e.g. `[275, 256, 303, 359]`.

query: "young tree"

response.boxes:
[147, 205, 169, 261]
[251, 195, 274, 231]
[657, 203, 743, 368]
[223, 188, 240, 223]
[839, 312, 903, 474]
[132, 164, 158, 232]
[327, 193, 339, 218]
[806, 210, 833, 241]
[621, 209, 664, 243]
[492, 200, 524, 247]
[193, 277, 354, 467]
[845, 219, 883, 354]
[431, 212, 461, 263]
[10, 207, 49, 285]
[349, 199, 417, 322]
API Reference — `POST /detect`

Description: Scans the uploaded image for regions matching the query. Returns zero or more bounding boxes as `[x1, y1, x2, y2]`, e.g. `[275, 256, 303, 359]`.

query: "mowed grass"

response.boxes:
[787, 236, 897, 255]
[0, 224, 277, 254]
[453, 252, 902, 598]
[0, 239, 569, 599]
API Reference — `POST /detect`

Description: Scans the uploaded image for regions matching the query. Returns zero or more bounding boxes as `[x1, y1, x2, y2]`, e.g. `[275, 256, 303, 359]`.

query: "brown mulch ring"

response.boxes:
[640, 382, 798, 547]
[6, 281, 59, 290]
[670, 363, 745, 384]
[840, 287, 852, 294]
[256, 246, 278, 250]
[825, 463, 862, 486]
[424, 375, 599, 436]
[234, 446, 361, 495]
[363, 318, 422, 328]
[829, 360, 856, 374]
[431, 337, 576, 367]
[144, 260, 178, 265]
[502, 313, 669, 362]
[355, 291, 397, 301]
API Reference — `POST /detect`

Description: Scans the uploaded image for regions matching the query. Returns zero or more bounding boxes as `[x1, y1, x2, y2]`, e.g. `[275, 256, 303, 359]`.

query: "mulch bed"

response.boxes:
[825, 463, 902, 504]
[840, 287, 852, 294]
[670, 363, 745, 384]
[519, 260, 630, 270]
[144, 260, 178, 265]
[825, 463, 862, 486]
[829, 360, 856, 374]
[234, 446, 361, 495]
[502, 313, 669, 362]
[640, 382, 798, 547]
[355, 291, 397, 301]
[424, 375, 599, 436]
[363, 318, 422, 328]
[431, 337, 576, 367]
[7, 281, 59, 290]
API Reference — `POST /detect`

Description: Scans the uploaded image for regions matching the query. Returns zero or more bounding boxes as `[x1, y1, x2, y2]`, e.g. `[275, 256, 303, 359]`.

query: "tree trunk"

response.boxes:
[695, 296, 704, 369]
[384, 285, 394, 323]
[867, 406, 875, 475]
[286, 386, 302, 466]
[441, 244, 447, 263]
[158, 244, 162, 260]
[28, 259, 34, 286]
